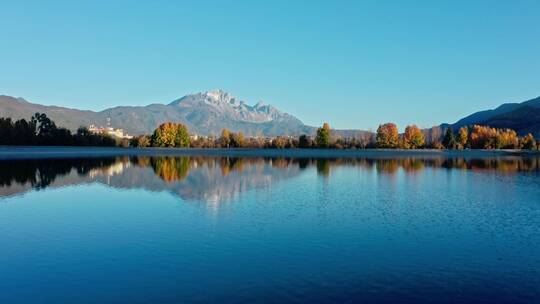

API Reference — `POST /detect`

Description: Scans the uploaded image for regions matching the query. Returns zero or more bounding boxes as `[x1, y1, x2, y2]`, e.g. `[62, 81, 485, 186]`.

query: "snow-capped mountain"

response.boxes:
[0, 90, 313, 136]
[169, 89, 293, 123]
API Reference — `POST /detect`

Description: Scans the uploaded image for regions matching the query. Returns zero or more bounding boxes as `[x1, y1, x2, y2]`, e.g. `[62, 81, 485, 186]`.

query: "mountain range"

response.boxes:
[0, 90, 318, 136]
[1, 90, 539, 137]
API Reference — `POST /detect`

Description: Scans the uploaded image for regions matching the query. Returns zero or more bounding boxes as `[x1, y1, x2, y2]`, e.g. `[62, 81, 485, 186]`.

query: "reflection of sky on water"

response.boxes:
[1, 155, 539, 303]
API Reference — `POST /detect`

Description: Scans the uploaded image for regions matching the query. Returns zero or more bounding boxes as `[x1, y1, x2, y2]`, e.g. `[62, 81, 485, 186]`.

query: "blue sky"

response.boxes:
[1, 0, 539, 130]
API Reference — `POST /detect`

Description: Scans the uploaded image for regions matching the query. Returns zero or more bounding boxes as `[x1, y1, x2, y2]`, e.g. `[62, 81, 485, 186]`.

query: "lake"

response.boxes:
[1, 155, 539, 303]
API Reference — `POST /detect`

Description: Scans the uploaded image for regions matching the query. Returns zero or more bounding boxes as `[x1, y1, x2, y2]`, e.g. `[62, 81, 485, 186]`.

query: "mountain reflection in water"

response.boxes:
[1, 156, 539, 202]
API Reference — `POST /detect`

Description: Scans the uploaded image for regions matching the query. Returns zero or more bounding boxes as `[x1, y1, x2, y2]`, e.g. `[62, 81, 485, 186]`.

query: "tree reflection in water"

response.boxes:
[1, 156, 539, 201]
[150, 157, 190, 182]
[0, 158, 117, 189]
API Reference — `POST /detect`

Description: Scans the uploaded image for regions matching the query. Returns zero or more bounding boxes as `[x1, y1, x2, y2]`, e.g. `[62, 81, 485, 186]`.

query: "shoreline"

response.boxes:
[0, 146, 538, 160]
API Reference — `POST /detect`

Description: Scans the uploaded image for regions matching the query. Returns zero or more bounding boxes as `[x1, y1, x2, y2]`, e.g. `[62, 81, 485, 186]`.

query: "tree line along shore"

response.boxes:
[1, 114, 538, 150]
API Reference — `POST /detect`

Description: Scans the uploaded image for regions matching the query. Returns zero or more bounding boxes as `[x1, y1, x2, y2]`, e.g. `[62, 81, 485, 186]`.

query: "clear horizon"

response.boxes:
[1, 1, 539, 130]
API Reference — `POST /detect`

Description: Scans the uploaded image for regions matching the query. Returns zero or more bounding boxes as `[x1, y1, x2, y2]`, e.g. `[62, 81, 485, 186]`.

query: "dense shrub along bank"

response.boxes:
[0, 113, 119, 146]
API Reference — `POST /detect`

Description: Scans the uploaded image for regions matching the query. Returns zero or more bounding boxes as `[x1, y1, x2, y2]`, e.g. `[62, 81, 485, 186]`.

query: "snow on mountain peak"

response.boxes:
[169, 90, 291, 123]
[203, 89, 244, 107]
[206, 90, 221, 101]
[206, 89, 227, 101]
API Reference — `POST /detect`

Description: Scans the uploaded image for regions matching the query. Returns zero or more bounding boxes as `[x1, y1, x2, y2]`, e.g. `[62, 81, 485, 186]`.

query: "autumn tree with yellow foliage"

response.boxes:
[152, 122, 190, 148]
[469, 125, 519, 149]
[402, 125, 425, 149]
[219, 129, 245, 148]
[495, 129, 519, 149]
[376, 123, 399, 148]
[520, 133, 536, 150]
[457, 127, 469, 149]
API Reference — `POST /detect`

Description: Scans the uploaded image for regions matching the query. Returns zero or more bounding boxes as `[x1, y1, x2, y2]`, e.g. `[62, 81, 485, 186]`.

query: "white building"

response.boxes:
[88, 125, 133, 139]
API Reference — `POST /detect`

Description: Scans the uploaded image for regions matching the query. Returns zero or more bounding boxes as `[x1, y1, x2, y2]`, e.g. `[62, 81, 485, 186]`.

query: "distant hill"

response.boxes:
[0, 90, 329, 137]
[450, 96, 540, 136]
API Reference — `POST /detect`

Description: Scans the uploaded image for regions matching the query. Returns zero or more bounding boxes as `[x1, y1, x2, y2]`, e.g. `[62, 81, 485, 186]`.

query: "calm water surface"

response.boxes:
[0, 156, 539, 303]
